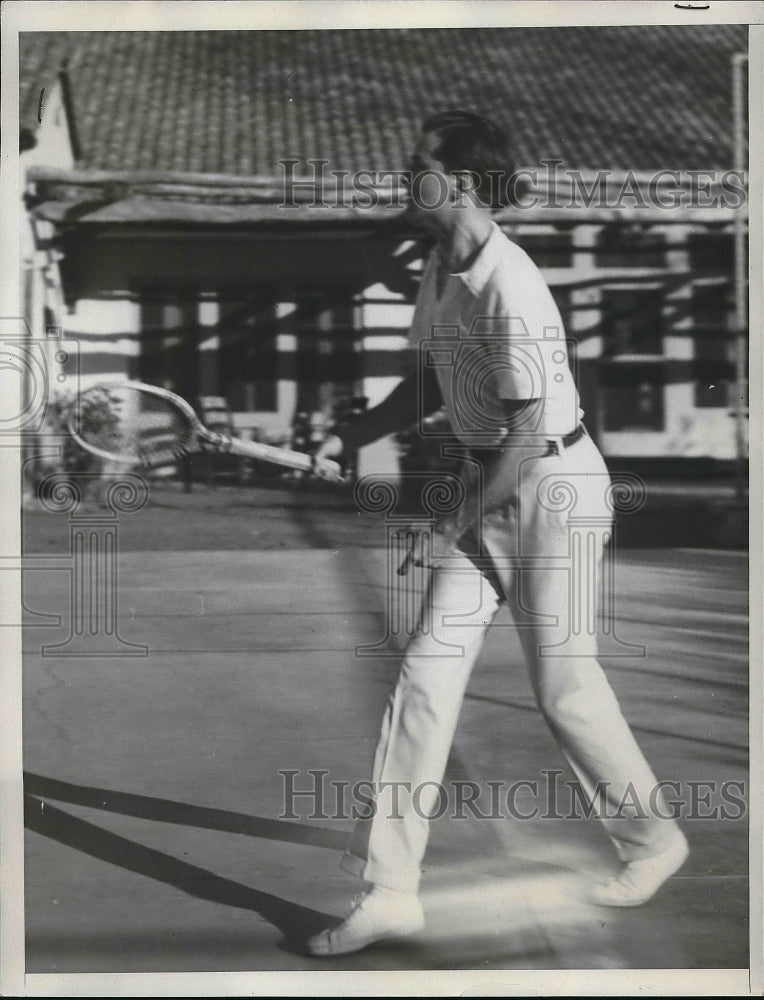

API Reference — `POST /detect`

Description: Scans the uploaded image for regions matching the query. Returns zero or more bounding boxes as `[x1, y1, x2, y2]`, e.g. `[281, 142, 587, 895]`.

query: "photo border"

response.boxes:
[1, 2, 761, 996]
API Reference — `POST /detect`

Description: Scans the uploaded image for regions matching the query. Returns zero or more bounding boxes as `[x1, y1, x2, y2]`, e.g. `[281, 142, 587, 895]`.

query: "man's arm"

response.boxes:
[435, 398, 544, 542]
[319, 366, 442, 456]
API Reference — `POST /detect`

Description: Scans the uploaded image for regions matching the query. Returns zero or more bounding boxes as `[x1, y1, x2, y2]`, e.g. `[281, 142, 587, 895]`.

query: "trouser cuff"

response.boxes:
[613, 825, 686, 862]
[340, 851, 421, 894]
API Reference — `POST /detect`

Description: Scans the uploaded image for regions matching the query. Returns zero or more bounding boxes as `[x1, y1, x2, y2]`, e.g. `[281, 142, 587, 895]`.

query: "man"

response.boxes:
[306, 110, 688, 957]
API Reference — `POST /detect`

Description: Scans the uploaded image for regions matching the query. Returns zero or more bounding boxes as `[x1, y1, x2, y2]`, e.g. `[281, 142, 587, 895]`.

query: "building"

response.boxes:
[19, 26, 748, 479]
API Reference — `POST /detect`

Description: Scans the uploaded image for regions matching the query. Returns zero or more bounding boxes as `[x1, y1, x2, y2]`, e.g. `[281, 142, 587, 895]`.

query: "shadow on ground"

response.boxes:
[24, 772, 345, 953]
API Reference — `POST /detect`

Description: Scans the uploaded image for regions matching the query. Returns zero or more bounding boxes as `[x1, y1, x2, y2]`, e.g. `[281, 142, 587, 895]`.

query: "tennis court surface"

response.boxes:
[20, 484, 749, 973]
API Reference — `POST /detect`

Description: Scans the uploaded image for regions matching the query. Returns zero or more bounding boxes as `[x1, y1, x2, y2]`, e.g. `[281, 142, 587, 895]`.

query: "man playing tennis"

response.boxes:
[306, 110, 688, 957]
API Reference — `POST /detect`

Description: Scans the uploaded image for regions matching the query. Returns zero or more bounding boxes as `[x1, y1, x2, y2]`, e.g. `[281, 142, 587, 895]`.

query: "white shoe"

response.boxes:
[589, 834, 689, 907]
[305, 887, 425, 957]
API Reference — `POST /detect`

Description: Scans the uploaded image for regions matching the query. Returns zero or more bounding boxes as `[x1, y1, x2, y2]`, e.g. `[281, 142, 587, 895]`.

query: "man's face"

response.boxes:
[403, 131, 454, 228]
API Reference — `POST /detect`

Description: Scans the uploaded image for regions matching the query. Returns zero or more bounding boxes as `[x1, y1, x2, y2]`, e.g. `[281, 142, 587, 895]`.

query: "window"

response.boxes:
[139, 288, 200, 399]
[688, 230, 734, 273]
[137, 284, 360, 418]
[514, 229, 573, 268]
[600, 287, 665, 431]
[218, 293, 278, 412]
[692, 283, 733, 408]
[294, 290, 358, 413]
[601, 363, 665, 431]
[595, 224, 665, 269]
[601, 288, 663, 356]
[687, 230, 738, 408]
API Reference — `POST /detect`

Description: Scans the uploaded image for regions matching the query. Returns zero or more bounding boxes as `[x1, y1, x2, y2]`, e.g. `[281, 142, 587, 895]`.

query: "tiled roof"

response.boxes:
[20, 26, 747, 176]
[19, 31, 73, 148]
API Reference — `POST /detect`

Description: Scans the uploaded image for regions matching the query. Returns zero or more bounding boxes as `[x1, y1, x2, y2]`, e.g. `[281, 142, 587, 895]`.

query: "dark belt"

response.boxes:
[544, 423, 587, 456]
[470, 424, 587, 463]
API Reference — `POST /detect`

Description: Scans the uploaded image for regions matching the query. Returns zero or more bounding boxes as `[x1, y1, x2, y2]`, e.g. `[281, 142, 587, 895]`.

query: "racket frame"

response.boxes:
[68, 380, 343, 480]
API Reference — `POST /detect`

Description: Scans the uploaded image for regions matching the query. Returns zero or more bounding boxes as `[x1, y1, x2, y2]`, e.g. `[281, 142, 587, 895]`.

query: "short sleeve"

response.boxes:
[472, 281, 544, 402]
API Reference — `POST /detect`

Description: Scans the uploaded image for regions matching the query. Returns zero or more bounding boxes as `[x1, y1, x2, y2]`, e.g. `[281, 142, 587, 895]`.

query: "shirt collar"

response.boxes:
[434, 221, 504, 297]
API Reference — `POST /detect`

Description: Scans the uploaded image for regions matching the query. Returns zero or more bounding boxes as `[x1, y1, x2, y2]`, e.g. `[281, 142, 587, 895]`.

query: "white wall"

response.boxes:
[22, 80, 75, 171]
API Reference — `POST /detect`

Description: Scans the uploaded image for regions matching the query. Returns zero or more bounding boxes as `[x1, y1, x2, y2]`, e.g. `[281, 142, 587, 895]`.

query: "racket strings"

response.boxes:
[76, 385, 197, 466]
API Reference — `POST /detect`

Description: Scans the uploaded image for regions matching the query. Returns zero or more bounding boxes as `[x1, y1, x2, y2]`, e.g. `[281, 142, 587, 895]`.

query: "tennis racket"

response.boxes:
[67, 380, 344, 482]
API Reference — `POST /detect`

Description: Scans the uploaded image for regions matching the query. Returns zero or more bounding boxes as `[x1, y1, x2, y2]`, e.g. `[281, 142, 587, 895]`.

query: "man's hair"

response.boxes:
[421, 109, 514, 208]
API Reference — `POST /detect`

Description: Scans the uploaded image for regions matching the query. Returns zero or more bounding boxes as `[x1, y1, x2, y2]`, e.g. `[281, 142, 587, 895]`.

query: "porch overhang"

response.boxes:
[26, 166, 746, 228]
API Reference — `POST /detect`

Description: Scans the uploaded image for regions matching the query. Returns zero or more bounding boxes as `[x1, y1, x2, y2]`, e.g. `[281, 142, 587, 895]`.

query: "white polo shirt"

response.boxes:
[408, 222, 582, 445]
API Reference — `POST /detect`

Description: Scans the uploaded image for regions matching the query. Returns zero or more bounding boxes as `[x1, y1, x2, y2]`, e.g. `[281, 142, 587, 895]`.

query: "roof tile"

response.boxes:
[20, 26, 747, 175]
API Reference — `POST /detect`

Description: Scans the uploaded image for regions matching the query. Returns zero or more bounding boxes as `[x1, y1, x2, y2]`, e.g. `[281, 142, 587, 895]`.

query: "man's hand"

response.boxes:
[314, 433, 344, 464]
[311, 433, 347, 482]
[432, 514, 464, 559]
[396, 517, 464, 574]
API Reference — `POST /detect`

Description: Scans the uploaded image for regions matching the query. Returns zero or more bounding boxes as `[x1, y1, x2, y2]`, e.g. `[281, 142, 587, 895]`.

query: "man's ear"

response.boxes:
[452, 170, 482, 207]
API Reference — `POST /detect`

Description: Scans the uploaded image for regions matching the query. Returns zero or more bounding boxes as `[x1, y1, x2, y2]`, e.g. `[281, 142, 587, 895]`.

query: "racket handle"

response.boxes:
[397, 531, 420, 575]
[396, 531, 433, 575]
[217, 434, 343, 481]
[397, 550, 414, 576]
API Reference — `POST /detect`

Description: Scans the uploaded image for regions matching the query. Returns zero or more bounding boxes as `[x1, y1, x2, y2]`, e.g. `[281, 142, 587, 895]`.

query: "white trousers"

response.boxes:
[341, 435, 682, 893]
